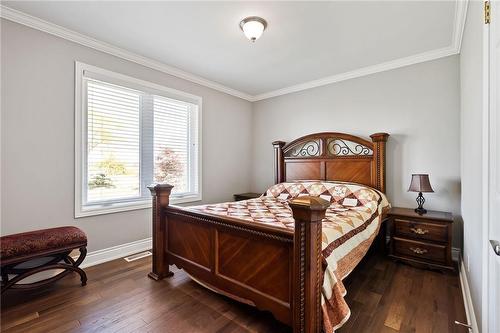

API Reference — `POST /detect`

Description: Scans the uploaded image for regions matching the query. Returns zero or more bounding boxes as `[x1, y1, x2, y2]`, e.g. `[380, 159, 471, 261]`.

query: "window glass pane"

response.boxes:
[153, 96, 190, 194]
[86, 79, 141, 203]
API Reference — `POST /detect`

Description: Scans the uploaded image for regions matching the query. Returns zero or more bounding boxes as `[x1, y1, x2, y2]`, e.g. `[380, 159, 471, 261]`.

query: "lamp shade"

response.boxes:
[408, 174, 434, 193]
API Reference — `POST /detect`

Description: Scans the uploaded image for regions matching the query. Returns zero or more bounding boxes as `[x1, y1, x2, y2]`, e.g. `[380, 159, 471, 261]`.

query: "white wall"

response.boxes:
[0, 19, 253, 252]
[251, 56, 462, 247]
[460, 1, 485, 328]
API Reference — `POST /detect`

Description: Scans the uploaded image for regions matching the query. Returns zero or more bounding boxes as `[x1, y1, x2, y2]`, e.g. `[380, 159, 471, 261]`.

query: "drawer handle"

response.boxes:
[409, 247, 428, 255]
[410, 227, 429, 235]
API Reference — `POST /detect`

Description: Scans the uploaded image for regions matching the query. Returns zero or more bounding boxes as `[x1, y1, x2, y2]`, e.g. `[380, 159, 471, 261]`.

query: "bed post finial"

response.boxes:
[273, 141, 286, 184]
[147, 183, 174, 281]
[289, 196, 329, 333]
[370, 133, 389, 193]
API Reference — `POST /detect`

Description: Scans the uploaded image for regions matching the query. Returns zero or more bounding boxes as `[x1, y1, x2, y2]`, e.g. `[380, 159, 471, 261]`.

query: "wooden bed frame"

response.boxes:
[148, 132, 389, 333]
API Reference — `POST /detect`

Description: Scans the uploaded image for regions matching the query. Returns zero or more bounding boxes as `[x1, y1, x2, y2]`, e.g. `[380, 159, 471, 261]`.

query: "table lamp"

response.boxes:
[408, 174, 434, 215]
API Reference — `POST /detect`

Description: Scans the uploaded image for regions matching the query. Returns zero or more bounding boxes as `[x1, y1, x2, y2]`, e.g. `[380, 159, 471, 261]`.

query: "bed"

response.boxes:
[148, 132, 390, 333]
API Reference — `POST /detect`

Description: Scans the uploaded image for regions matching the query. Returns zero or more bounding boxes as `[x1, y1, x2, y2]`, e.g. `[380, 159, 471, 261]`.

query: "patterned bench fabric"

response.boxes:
[0, 227, 87, 263]
[193, 181, 390, 332]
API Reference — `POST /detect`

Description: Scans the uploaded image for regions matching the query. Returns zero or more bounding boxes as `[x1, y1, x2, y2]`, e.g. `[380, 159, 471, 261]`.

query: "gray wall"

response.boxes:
[460, 1, 484, 328]
[1, 19, 253, 252]
[251, 56, 462, 247]
[1, 17, 464, 258]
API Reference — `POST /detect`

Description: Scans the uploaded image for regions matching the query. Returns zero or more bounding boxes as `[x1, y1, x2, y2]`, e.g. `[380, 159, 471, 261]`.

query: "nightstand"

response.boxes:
[388, 207, 455, 272]
[233, 192, 262, 201]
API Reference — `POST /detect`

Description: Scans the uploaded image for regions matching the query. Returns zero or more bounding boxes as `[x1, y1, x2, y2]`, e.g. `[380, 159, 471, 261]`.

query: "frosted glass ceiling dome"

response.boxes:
[239, 16, 267, 42]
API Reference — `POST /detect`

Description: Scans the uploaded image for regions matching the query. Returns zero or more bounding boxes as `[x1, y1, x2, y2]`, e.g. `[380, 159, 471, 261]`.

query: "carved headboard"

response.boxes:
[272, 132, 389, 192]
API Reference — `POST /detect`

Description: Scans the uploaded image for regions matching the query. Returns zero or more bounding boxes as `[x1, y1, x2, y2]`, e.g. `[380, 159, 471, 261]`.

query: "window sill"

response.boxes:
[75, 194, 202, 218]
[171, 194, 202, 205]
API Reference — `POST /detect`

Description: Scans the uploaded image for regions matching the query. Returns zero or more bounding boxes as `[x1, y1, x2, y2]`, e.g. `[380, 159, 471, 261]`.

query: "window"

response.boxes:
[75, 62, 201, 217]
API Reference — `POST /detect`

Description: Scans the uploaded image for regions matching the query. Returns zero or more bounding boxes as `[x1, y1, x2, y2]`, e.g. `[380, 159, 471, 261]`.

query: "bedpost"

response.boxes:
[370, 133, 389, 193]
[289, 196, 330, 333]
[147, 183, 174, 281]
[273, 141, 286, 184]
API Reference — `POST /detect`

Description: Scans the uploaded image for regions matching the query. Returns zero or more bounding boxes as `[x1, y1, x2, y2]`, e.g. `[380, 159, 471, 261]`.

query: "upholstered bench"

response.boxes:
[0, 226, 88, 294]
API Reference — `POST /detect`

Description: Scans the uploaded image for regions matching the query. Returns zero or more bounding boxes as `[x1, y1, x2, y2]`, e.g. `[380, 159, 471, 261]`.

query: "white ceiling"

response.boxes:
[2, 1, 463, 99]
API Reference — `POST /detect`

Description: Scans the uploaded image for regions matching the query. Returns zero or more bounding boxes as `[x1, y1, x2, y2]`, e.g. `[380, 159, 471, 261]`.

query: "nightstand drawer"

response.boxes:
[393, 218, 448, 242]
[393, 237, 447, 264]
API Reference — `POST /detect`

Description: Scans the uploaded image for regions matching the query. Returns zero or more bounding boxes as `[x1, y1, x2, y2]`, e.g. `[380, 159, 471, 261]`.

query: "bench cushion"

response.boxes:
[1, 227, 87, 265]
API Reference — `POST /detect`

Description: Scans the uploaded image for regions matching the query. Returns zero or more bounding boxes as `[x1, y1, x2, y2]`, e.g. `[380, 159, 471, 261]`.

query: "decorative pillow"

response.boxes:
[265, 181, 381, 207]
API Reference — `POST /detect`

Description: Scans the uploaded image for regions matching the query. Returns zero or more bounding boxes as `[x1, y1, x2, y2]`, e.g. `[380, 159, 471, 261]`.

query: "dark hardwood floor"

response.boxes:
[1, 251, 468, 333]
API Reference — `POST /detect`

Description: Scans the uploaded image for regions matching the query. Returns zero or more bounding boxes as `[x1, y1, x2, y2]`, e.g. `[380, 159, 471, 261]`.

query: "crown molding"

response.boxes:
[253, 0, 469, 101]
[251, 46, 458, 101]
[452, 0, 469, 53]
[0, 5, 254, 102]
[1, 1, 468, 102]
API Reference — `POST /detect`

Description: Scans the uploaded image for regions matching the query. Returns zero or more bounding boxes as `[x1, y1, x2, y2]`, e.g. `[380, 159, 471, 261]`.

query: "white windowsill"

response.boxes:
[75, 194, 202, 218]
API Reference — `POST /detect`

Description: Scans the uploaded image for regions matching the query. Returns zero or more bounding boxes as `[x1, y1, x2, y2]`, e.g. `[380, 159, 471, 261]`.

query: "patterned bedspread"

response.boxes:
[193, 181, 390, 332]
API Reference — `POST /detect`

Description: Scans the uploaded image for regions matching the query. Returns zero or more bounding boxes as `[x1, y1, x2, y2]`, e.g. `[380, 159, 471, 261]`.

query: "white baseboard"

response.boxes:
[75, 238, 152, 268]
[458, 254, 479, 333]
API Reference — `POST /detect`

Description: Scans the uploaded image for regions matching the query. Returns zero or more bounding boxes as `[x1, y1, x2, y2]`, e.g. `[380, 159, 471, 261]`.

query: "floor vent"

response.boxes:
[123, 251, 152, 262]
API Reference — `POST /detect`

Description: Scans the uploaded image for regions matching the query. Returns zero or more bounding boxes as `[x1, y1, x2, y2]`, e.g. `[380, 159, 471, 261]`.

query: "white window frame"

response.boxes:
[75, 62, 202, 218]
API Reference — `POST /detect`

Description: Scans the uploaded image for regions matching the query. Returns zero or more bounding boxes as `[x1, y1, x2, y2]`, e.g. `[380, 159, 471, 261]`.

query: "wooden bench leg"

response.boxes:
[1, 263, 86, 294]
[74, 247, 88, 286]
[1, 272, 9, 284]
[0, 246, 88, 294]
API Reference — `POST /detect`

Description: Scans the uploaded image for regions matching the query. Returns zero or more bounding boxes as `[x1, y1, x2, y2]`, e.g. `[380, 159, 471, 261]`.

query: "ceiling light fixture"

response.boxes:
[239, 16, 267, 42]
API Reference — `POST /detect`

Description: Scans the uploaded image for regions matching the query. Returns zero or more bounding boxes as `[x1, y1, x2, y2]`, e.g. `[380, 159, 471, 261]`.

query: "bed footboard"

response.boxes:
[148, 184, 329, 333]
[148, 183, 174, 281]
[289, 196, 330, 333]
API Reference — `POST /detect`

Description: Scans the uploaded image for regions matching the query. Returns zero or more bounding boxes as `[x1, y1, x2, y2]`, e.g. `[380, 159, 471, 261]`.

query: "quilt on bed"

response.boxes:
[193, 181, 390, 332]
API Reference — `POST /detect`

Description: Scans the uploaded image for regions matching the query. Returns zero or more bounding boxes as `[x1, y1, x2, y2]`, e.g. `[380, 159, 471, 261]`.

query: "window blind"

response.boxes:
[86, 79, 141, 203]
[77, 63, 201, 217]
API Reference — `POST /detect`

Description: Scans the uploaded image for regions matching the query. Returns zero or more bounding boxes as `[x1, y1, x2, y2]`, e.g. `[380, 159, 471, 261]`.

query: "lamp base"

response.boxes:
[415, 192, 427, 215]
[414, 207, 427, 215]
